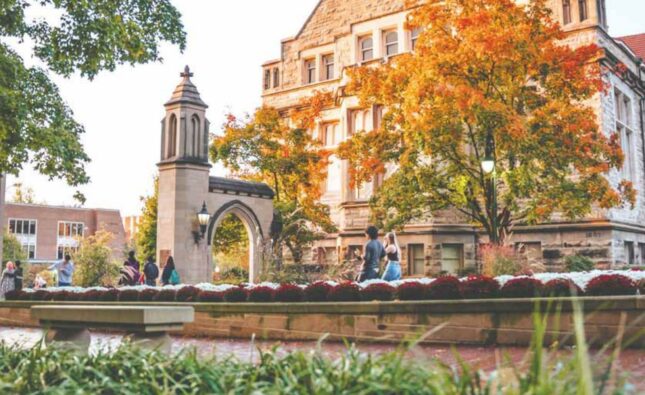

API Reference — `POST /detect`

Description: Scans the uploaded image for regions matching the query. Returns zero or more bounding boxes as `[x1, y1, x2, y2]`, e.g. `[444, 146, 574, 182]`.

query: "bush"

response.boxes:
[72, 230, 121, 287]
[638, 278, 645, 295]
[31, 290, 54, 301]
[360, 283, 396, 301]
[4, 290, 24, 301]
[197, 290, 224, 302]
[274, 284, 305, 302]
[304, 282, 333, 302]
[564, 255, 595, 272]
[248, 286, 275, 303]
[119, 289, 140, 302]
[66, 292, 82, 302]
[585, 274, 637, 296]
[154, 288, 177, 302]
[543, 278, 583, 297]
[480, 244, 520, 276]
[223, 287, 247, 302]
[396, 282, 427, 301]
[459, 275, 500, 299]
[176, 286, 200, 302]
[328, 282, 361, 302]
[80, 289, 101, 301]
[52, 291, 70, 301]
[138, 288, 159, 302]
[500, 277, 543, 298]
[425, 276, 461, 299]
[99, 289, 119, 302]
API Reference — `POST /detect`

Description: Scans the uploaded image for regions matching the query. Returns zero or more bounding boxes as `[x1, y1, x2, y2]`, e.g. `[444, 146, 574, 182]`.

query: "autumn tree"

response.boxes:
[73, 230, 121, 287]
[211, 94, 336, 265]
[10, 182, 35, 204]
[338, 0, 634, 244]
[135, 176, 158, 263]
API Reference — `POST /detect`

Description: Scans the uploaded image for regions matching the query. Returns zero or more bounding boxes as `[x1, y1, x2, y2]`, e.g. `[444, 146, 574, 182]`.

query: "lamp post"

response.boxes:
[194, 202, 210, 243]
[481, 135, 497, 244]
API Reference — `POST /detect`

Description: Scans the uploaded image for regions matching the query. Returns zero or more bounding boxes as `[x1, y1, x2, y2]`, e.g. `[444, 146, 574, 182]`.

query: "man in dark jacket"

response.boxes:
[143, 257, 159, 286]
[14, 260, 23, 290]
[358, 226, 385, 282]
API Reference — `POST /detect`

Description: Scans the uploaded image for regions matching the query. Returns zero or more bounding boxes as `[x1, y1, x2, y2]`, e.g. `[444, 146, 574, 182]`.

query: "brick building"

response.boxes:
[123, 215, 140, 243]
[3, 203, 126, 263]
[261, 0, 645, 274]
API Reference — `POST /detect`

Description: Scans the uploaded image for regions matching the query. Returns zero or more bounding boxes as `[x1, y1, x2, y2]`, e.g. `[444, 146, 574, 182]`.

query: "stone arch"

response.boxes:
[207, 200, 265, 282]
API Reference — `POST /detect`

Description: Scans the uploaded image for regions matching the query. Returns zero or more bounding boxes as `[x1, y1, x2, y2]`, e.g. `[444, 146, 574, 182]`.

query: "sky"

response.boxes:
[5, 0, 645, 216]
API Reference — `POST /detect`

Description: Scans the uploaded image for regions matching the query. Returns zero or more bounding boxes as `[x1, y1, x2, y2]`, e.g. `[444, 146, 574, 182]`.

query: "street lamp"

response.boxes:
[481, 134, 498, 244]
[193, 202, 210, 243]
[481, 156, 495, 174]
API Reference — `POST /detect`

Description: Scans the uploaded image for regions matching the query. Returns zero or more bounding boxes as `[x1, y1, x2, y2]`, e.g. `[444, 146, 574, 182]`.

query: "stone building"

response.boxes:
[261, 0, 645, 274]
[3, 202, 126, 263]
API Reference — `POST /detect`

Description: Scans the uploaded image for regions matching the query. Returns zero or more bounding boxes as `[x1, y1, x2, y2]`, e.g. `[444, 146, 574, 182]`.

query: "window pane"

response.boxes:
[65, 223, 71, 237]
[9, 220, 15, 234]
[78, 224, 84, 236]
[326, 155, 341, 192]
[361, 37, 373, 61]
[29, 221, 36, 235]
[409, 245, 425, 275]
[441, 245, 463, 274]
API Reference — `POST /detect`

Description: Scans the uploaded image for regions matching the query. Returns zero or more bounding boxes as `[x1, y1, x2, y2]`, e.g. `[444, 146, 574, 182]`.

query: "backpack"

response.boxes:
[170, 270, 180, 285]
[146, 262, 159, 279]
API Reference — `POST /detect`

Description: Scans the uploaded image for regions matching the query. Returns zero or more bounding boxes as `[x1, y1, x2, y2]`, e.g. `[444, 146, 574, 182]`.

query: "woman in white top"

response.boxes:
[381, 232, 402, 281]
[0, 261, 16, 299]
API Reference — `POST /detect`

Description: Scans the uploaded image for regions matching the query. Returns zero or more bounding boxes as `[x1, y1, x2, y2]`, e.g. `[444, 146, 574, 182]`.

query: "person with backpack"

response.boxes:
[143, 256, 159, 286]
[161, 256, 180, 285]
[14, 260, 24, 290]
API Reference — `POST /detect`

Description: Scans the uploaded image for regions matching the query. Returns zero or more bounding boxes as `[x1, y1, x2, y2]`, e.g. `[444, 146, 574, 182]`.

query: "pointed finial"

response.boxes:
[180, 65, 194, 79]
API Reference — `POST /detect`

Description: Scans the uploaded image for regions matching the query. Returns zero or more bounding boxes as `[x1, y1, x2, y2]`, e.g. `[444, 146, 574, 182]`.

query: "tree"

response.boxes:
[135, 176, 158, 262]
[72, 230, 121, 287]
[10, 182, 35, 204]
[211, 94, 336, 265]
[338, 0, 635, 244]
[0, 1, 186, 202]
[2, 232, 26, 263]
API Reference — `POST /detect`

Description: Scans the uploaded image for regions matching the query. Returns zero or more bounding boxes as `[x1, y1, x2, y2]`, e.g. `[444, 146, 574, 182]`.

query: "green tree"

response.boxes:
[72, 230, 120, 287]
[10, 182, 35, 204]
[0, 1, 186, 201]
[135, 176, 158, 262]
[2, 232, 26, 263]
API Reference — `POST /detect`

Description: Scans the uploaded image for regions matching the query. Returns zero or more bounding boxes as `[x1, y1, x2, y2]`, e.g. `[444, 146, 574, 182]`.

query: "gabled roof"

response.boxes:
[165, 65, 208, 108]
[209, 177, 275, 198]
[616, 33, 645, 60]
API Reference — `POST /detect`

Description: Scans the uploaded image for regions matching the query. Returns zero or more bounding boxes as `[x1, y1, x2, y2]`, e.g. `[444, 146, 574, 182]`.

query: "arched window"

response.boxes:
[360, 36, 373, 62]
[562, 0, 571, 25]
[272, 68, 279, 88]
[168, 114, 177, 158]
[384, 31, 398, 56]
[578, 0, 588, 21]
[191, 115, 201, 158]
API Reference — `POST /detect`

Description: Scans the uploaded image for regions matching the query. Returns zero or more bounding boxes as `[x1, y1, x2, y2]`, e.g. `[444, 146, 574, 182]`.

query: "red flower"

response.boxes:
[223, 286, 247, 302]
[274, 284, 305, 302]
[425, 276, 461, 299]
[585, 274, 637, 296]
[197, 290, 224, 302]
[304, 281, 334, 302]
[459, 275, 500, 299]
[500, 277, 543, 298]
[139, 288, 159, 301]
[360, 283, 396, 301]
[154, 288, 177, 302]
[328, 282, 361, 302]
[176, 286, 200, 302]
[248, 286, 275, 302]
[118, 289, 140, 302]
[397, 282, 427, 300]
[543, 278, 583, 297]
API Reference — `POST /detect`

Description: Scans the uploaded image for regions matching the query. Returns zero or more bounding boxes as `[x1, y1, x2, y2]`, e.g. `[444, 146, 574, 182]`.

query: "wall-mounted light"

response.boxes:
[193, 202, 210, 244]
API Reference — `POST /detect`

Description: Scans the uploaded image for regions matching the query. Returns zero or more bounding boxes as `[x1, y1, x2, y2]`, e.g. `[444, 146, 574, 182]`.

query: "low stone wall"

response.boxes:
[1, 296, 643, 348]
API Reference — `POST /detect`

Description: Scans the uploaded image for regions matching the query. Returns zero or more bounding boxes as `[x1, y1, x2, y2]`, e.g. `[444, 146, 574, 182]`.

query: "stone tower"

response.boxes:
[156, 66, 212, 284]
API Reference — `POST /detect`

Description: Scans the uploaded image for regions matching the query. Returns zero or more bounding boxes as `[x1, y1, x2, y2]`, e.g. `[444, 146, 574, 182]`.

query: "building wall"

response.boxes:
[2, 203, 126, 263]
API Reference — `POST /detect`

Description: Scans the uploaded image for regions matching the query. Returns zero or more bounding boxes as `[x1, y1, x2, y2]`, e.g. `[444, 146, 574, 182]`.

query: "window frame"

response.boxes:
[7, 218, 37, 260]
[263, 69, 271, 90]
[441, 244, 464, 274]
[384, 30, 399, 57]
[410, 27, 422, 50]
[624, 241, 635, 265]
[272, 67, 280, 88]
[562, 0, 572, 25]
[578, 0, 588, 21]
[408, 244, 425, 276]
[322, 54, 335, 81]
[359, 35, 374, 62]
[614, 89, 635, 182]
[304, 58, 317, 84]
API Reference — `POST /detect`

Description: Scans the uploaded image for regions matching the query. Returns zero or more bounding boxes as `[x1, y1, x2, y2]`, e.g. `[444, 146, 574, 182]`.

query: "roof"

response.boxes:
[616, 33, 645, 60]
[208, 177, 275, 198]
[4, 202, 120, 213]
[165, 65, 208, 108]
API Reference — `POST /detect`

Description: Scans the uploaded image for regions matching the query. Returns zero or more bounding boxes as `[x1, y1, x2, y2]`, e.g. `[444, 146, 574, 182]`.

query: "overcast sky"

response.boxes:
[6, 0, 645, 216]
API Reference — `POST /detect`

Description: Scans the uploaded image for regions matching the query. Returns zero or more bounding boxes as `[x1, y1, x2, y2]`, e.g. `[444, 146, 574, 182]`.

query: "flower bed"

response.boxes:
[4, 270, 643, 303]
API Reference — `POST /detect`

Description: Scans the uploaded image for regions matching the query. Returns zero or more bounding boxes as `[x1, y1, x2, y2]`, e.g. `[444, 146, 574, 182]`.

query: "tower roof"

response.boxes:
[165, 65, 208, 108]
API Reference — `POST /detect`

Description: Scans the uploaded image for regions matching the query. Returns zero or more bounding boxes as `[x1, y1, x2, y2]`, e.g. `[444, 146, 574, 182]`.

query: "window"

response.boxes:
[272, 68, 279, 88]
[615, 89, 634, 181]
[441, 244, 463, 274]
[408, 244, 425, 276]
[562, 0, 572, 25]
[348, 108, 370, 136]
[8, 218, 37, 260]
[384, 31, 398, 57]
[578, 0, 588, 21]
[411, 27, 421, 50]
[373, 105, 384, 131]
[322, 123, 340, 147]
[359, 36, 373, 62]
[304, 58, 316, 84]
[326, 155, 341, 193]
[624, 241, 634, 265]
[263, 69, 271, 90]
[168, 114, 177, 158]
[640, 243, 645, 265]
[57, 246, 78, 260]
[57, 221, 84, 260]
[322, 54, 334, 80]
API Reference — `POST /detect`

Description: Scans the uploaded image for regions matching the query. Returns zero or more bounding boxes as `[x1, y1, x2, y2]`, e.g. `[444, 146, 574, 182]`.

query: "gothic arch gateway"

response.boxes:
[156, 67, 274, 284]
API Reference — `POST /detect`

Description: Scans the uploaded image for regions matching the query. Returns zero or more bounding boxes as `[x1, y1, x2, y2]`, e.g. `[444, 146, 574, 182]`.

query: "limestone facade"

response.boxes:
[261, 0, 645, 274]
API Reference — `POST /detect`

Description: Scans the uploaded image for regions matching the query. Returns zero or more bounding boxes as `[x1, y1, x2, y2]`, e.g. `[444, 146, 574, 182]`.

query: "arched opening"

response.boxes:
[211, 213, 249, 283]
[191, 115, 200, 159]
[168, 114, 177, 158]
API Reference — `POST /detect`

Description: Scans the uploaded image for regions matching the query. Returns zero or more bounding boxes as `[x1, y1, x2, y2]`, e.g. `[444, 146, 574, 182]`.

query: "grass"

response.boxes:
[0, 302, 639, 394]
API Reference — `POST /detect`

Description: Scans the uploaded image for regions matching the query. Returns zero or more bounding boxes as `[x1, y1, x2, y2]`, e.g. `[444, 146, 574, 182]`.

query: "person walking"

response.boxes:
[48, 254, 75, 287]
[381, 232, 402, 281]
[0, 262, 16, 299]
[143, 256, 159, 286]
[356, 226, 385, 282]
[14, 260, 24, 290]
[124, 251, 141, 284]
[161, 256, 180, 285]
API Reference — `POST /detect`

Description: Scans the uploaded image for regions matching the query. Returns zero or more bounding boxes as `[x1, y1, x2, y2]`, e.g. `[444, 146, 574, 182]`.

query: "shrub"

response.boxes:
[66, 292, 82, 302]
[99, 289, 119, 302]
[197, 290, 224, 302]
[304, 282, 333, 302]
[154, 288, 177, 302]
[480, 244, 520, 276]
[176, 286, 200, 302]
[248, 286, 275, 303]
[72, 230, 121, 287]
[564, 255, 595, 272]
[638, 278, 645, 295]
[395, 282, 426, 300]
[328, 282, 361, 302]
[360, 283, 396, 301]
[459, 275, 500, 299]
[138, 288, 159, 302]
[80, 289, 101, 301]
[500, 277, 543, 298]
[274, 284, 305, 302]
[52, 291, 70, 301]
[585, 274, 637, 296]
[4, 290, 24, 301]
[31, 290, 53, 301]
[223, 287, 247, 302]
[543, 278, 583, 297]
[119, 289, 140, 302]
[425, 276, 461, 299]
